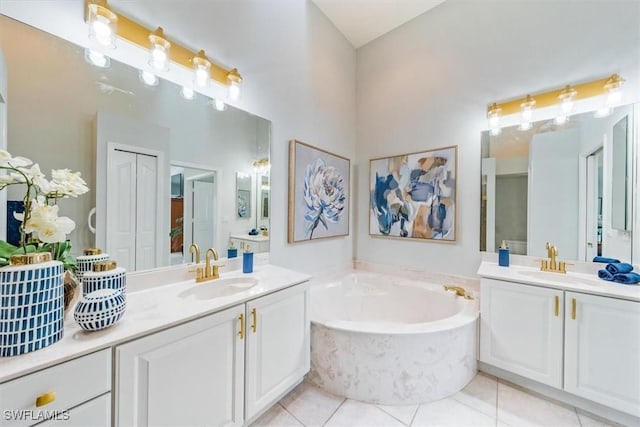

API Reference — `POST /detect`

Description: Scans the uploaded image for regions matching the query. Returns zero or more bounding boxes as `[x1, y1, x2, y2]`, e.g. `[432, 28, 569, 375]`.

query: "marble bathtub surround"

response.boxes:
[252, 374, 619, 427]
[309, 271, 478, 405]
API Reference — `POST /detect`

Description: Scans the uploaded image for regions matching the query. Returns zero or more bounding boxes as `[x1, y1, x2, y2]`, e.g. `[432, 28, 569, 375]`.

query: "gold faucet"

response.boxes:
[189, 244, 201, 264]
[196, 248, 225, 283]
[443, 285, 474, 300]
[540, 242, 569, 273]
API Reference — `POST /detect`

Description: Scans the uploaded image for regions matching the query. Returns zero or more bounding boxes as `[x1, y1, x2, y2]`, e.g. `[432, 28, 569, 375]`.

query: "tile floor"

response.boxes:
[251, 373, 619, 427]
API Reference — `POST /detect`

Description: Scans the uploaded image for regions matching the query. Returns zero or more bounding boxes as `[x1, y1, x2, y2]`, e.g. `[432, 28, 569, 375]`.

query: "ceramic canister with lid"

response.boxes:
[82, 260, 127, 296]
[76, 248, 110, 281]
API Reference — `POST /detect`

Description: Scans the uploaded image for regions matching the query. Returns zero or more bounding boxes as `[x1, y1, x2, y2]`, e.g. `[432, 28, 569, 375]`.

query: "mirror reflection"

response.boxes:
[0, 16, 270, 271]
[480, 104, 636, 263]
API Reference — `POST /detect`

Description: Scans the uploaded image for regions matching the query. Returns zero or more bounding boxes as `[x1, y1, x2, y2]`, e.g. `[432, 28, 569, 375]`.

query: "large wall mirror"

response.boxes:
[480, 103, 637, 264]
[0, 16, 270, 271]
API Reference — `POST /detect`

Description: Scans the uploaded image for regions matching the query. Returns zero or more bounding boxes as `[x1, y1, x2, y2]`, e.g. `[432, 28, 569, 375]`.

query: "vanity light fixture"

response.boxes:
[84, 49, 110, 68]
[84, 0, 244, 92]
[139, 70, 159, 86]
[487, 103, 502, 136]
[519, 95, 536, 131]
[227, 68, 243, 100]
[192, 50, 212, 87]
[180, 86, 195, 100]
[87, 0, 118, 48]
[253, 158, 271, 175]
[555, 85, 577, 125]
[148, 27, 171, 71]
[486, 73, 626, 130]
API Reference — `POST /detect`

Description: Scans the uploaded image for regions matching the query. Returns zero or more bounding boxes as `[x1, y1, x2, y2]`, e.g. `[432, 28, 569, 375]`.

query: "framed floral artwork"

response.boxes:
[369, 145, 457, 242]
[288, 140, 350, 243]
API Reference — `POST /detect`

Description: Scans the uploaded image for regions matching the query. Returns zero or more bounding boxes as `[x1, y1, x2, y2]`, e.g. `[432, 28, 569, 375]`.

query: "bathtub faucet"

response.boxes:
[443, 285, 473, 300]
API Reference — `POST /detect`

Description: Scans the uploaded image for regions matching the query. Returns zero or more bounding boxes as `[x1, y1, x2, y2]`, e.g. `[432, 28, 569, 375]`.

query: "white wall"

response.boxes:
[356, 0, 640, 276]
[1, 0, 357, 273]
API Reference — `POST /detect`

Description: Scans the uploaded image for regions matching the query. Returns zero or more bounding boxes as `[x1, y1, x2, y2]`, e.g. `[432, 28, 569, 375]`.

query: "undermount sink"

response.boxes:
[179, 277, 259, 300]
[518, 269, 602, 286]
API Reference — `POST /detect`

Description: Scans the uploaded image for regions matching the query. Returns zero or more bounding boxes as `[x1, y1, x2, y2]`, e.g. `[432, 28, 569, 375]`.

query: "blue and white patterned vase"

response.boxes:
[0, 255, 64, 357]
[74, 288, 126, 331]
[76, 249, 109, 282]
[82, 267, 127, 296]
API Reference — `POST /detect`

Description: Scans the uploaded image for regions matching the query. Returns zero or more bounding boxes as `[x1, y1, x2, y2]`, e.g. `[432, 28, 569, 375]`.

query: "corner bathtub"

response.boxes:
[309, 272, 479, 405]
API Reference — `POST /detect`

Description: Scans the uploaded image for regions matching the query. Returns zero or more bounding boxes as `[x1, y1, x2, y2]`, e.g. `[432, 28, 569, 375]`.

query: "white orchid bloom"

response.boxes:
[28, 164, 53, 194]
[0, 174, 15, 189]
[8, 156, 33, 168]
[50, 169, 89, 198]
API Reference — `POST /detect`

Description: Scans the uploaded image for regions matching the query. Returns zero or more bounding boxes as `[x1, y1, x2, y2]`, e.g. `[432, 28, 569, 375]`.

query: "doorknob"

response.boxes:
[587, 242, 593, 247]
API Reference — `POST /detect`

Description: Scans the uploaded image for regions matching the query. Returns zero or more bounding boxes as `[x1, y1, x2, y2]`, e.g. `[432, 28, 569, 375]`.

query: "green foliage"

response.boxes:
[0, 240, 77, 271]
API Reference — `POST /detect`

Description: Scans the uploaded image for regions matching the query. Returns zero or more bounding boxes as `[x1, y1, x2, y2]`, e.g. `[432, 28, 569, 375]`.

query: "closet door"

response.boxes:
[107, 149, 137, 271]
[135, 153, 158, 270]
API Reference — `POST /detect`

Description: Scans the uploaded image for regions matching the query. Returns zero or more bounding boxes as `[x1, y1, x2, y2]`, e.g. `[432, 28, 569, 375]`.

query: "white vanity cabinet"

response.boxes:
[0, 349, 111, 427]
[115, 305, 246, 427]
[229, 235, 269, 254]
[480, 278, 564, 388]
[115, 281, 310, 426]
[480, 277, 640, 418]
[245, 283, 310, 422]
[564, 292, 640, 417]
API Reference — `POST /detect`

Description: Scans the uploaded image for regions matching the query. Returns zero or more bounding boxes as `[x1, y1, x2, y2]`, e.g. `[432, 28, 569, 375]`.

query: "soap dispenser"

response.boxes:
[243, 244, 254, 273]
[227, 241, 238, 259]
[498, 240, 510, 267]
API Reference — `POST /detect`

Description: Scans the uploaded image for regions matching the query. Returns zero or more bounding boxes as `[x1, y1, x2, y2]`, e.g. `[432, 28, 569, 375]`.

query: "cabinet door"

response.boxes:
[564, 292, 640, 417]
[245, 283, 310, 421]
[480, 279, 563, 388]
[38, 393, 111, 427]
[116, 306, 245, 426]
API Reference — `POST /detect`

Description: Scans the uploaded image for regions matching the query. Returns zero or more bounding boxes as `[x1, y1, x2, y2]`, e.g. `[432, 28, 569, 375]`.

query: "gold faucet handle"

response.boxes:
[196, 267, 205, 281]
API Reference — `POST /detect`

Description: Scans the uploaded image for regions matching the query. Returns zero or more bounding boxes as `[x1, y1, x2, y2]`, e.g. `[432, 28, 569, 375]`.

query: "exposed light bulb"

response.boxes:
[555, 115, 568, 125]
[228, 81, 240, 100]
[214, 99, 227, 111]
[487, 103, 502, 137]
[519, 95, 535, 131]
[139, 70, 159, 86]
[606, 88, 622, 106]
[181, 86, 195, 100]
[226, 68, 243, 101]
[150, 46, 168, 70]
[192, 50, 211, 88]
[87, 4, 117, 49]
[195, 67, 208, 87]
[148, 28, 170, 71]
[92, 18, 113, 46]
[84, 48, 110, 68]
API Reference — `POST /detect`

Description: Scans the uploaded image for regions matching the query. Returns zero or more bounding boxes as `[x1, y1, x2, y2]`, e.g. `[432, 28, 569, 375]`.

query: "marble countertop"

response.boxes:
[0, 264, 310, 383]
[477, 262, 640, 302]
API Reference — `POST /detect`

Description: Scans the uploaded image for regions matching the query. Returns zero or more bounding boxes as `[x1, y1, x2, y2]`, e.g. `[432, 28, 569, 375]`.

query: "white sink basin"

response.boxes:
[178, 277, 258, 300]
[519, 270, 602, 286]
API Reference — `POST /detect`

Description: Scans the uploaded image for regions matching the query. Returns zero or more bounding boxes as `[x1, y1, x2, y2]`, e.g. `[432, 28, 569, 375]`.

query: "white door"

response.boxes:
[245, 283, 310, 422]
[585, 149, 603, 259]
[480, 278, 564, 388]
[135, 154, 158, 271]
[192, 177, 215, 252]
[564, 292, 640, 416]
[116, 306, 245, 426]
[528, 128, 580, 259]
[108, 150, 137, 271]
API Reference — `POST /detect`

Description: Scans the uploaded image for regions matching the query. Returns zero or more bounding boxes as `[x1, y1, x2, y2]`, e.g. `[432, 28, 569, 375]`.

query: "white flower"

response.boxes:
[303, 159, 346, 238]
[28, 164, 53, 194]
[49, 169, 89, 198]
[0, 174, 14, 189]
[0, 151, 30, 168]
[24, 199, 76, 243]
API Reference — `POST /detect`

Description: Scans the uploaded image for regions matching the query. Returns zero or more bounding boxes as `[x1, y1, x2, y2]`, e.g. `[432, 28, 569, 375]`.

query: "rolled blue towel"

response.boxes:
[598, 269, 614, 281]
[605, 262, 634, 274]
[593, 256, 621, 264]
[612, 272, 640, 285]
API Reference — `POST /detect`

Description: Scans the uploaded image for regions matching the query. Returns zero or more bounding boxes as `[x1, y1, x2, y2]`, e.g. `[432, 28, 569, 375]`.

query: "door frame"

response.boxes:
[101, 142, 166, 269]
[170, 161, 220, 262]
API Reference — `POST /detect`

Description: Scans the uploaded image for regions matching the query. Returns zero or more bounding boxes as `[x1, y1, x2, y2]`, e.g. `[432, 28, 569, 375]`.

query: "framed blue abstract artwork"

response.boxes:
[369, 146, 457, 242]
[288, 140, 350, 243]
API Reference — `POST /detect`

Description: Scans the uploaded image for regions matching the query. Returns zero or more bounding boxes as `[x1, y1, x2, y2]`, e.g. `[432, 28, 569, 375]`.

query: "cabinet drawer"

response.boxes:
[37, 393, 111, 427]
[0, 349, 111, 427]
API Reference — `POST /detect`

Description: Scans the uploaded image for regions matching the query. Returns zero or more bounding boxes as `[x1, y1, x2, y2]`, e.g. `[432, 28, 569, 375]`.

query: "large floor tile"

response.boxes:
[325, 399, 405, 427]
[377, 404, 419, 425]
[497, 382, 580, 427]
[452, 371, 497, 419]
[250, 403, 302, 427]
[279, 381, 345, 427]
[412, 397, 496, 427]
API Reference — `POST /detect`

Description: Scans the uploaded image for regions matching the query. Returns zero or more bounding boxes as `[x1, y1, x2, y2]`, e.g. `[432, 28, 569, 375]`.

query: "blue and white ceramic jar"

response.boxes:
[0, 253, 64, 357]
[76, 248, 109, 281]
[82, 261, 126, 296]
[74, 288, 126, 331]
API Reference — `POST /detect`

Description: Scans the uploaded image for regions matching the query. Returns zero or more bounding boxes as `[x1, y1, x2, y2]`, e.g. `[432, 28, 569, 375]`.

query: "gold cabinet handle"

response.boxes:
[238, 313, 245, 339]
[571, 298, 577, 320]
[554, 295, 559, 317]
[251, 308, 257, 333]
[35, 391, 56, 407]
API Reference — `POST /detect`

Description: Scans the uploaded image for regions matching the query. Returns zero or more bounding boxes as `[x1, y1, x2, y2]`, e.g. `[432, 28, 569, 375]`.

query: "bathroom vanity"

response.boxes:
[0, 263, 310, 426]
[478, 261, 640, 424]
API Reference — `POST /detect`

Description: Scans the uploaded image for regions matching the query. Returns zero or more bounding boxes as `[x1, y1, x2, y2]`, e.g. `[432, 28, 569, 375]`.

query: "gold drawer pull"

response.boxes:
[238, 313, 245, 339]
[554, 296, 559, 317]
[251, 308, 257, 333]
[571, 298, 577, 320]
[35, 391, 56, 407]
